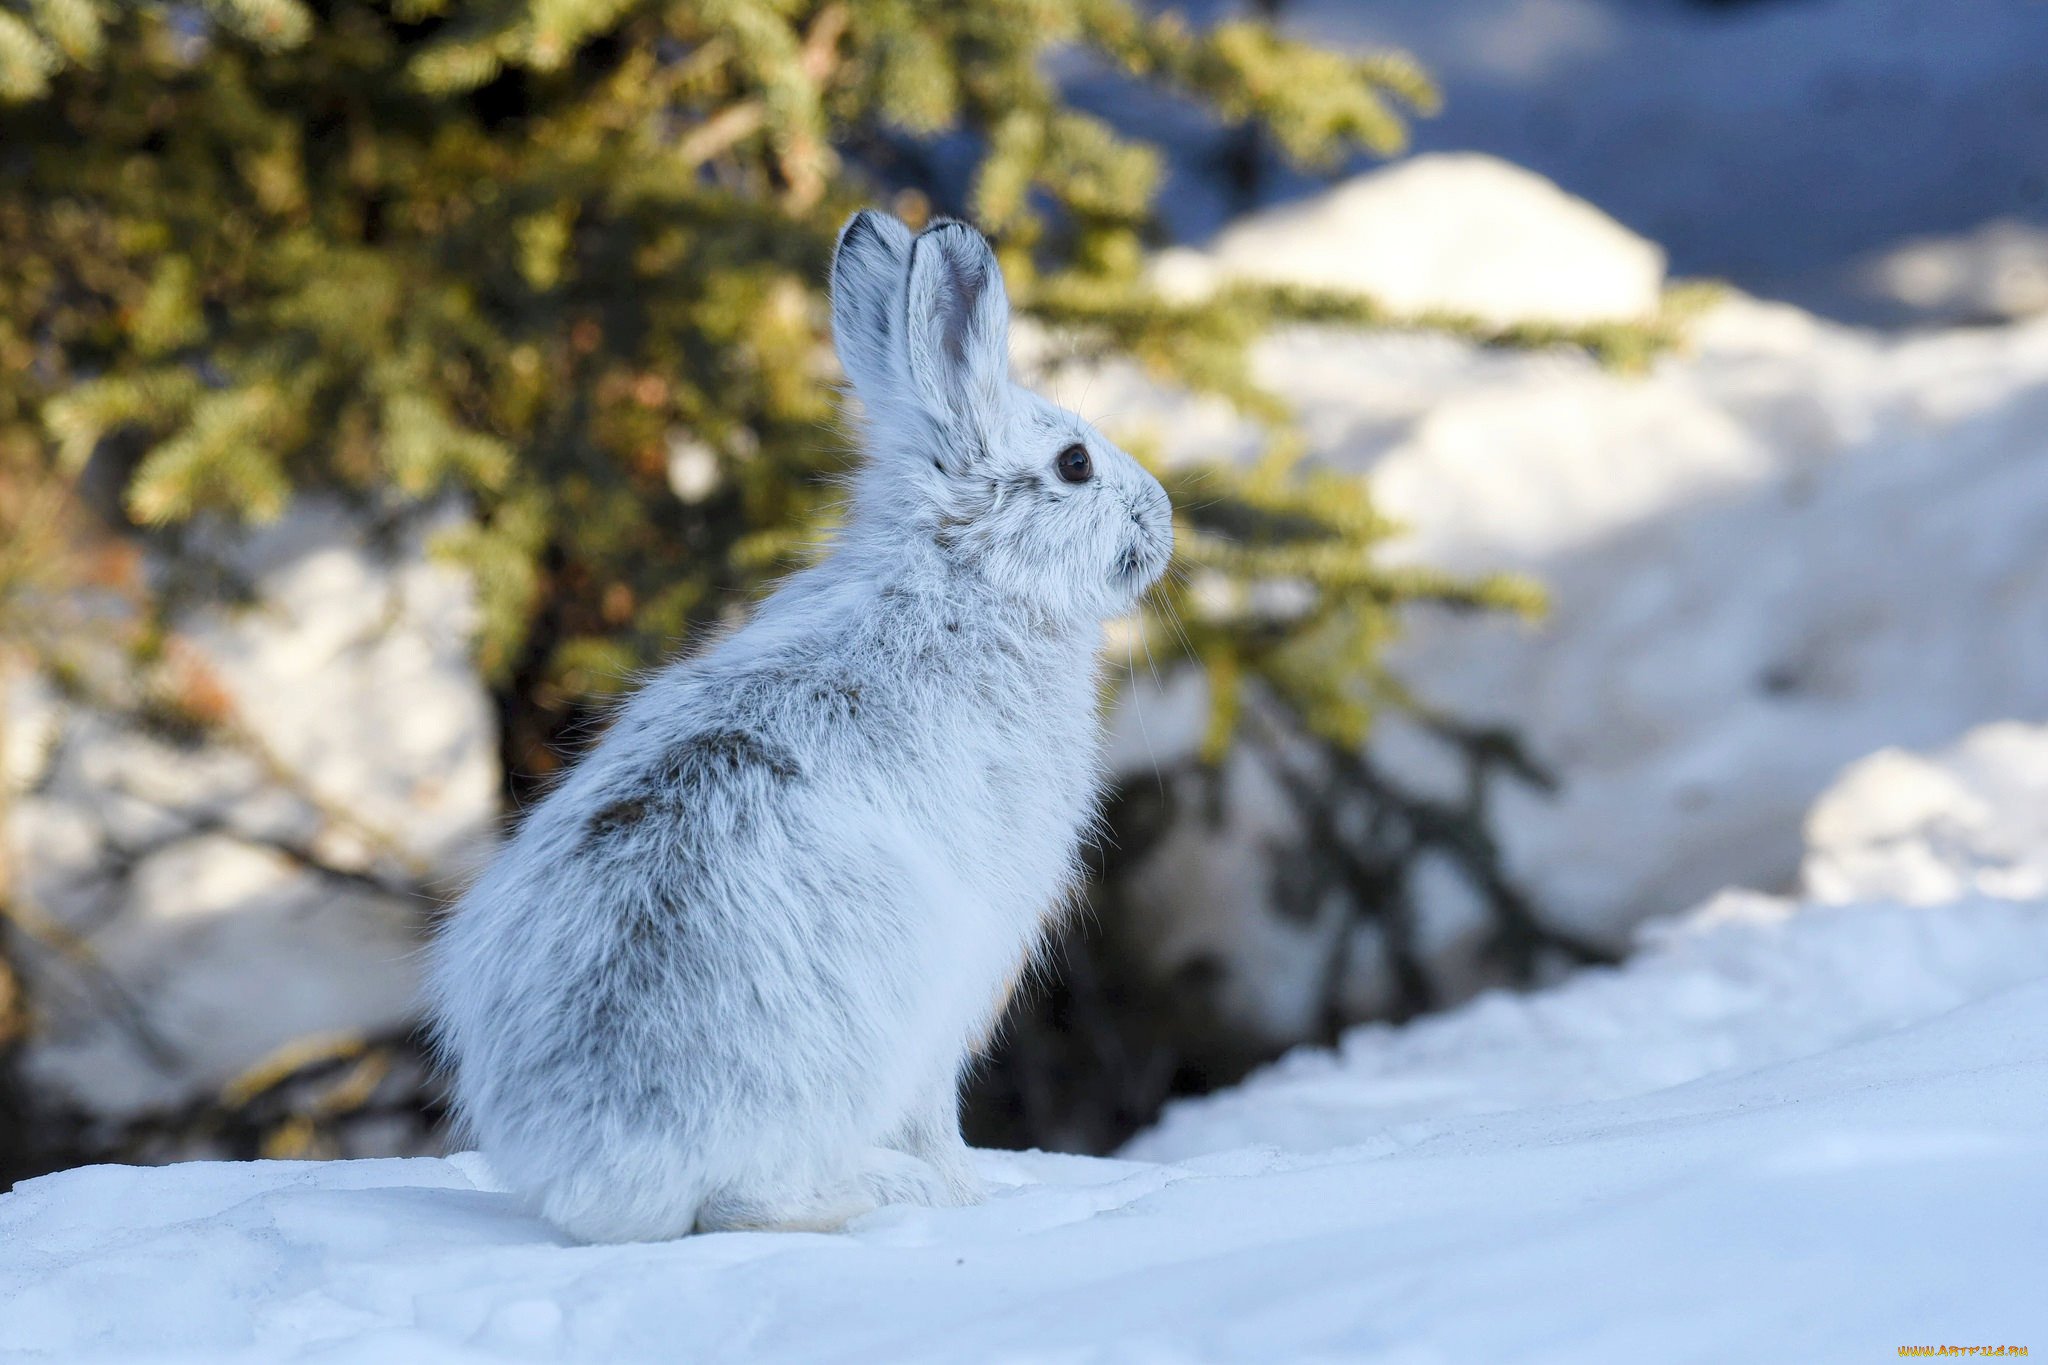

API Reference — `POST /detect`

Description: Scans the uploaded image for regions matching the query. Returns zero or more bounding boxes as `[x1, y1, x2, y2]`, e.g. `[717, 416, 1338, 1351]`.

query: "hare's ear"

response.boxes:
[904, 220, 1010, 466]
[830, 210, 915, 408]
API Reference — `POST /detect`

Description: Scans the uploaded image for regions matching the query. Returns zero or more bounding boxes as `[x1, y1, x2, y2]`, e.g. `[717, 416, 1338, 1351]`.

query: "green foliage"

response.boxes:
[0, 0, 1549, 780]
[1147, 445, 1545, 759]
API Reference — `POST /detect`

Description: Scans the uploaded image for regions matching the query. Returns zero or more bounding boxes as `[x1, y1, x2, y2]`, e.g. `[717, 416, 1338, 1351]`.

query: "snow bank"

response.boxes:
[1308, 298, 2048, 943]
[1130, 721, 2048, 1161]
[1129, 893, 2048, 1164]
[1089, 286, 2048, 1032]
[1151, 153, 1666, 326]
[6, 938, 2044, 1361]
[1804, 721, 2048, 907]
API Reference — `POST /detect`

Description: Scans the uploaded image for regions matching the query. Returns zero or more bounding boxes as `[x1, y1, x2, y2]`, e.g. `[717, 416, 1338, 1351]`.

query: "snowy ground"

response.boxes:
[5, 919, 2041, 1362]
[7, 730, 2046, 1363]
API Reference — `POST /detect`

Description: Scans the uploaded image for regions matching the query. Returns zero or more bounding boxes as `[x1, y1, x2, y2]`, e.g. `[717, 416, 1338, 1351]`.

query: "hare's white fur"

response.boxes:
[425, 212, 1172, 1241]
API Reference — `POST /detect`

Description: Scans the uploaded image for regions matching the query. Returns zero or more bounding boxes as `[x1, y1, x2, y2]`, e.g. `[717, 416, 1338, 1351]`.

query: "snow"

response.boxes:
[1361, 297, 2048, 940]
[1125, 722, 2048, 1160]
[1129, 894, 2048, 1164]
[1804, 722, 2048, 908]
[1151, 153, 1666, 327]
[5, 954, 2043, 1360]
[7, 728, 2048, 1362]
[6, 500, 493, 1120]
[1861, 219, 2048, 325]
[1084, 281, 2048, 1030]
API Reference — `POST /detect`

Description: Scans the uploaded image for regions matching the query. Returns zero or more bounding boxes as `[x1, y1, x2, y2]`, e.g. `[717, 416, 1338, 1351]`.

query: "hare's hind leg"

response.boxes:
[694, 1147, 958, 1232]
[535, 1155, 706, 1244]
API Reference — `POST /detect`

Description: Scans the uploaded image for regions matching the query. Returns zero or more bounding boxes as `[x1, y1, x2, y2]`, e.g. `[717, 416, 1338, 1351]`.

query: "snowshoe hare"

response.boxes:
[426, 211, 1173, 1241]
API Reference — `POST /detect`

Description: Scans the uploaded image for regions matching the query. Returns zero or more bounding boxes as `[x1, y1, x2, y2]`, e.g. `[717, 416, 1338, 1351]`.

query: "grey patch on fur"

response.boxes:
[586, 796, 654, 839]
[659, 729, 804, 785]
[1000, 469, 1058, 506]
[812, 682, 863, 718]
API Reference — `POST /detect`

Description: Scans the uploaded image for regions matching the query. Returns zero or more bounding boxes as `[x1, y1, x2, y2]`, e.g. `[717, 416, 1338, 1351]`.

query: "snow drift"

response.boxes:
[1149, 152, 1667, 327]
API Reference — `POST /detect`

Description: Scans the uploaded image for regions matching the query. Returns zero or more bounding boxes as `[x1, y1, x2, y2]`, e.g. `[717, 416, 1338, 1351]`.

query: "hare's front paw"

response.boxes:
[914, 1138, 987, 1207]
[694, 1147, 974, 1233]
[885, 1085, 987, 1206]
[854, 1145, 975, 1209]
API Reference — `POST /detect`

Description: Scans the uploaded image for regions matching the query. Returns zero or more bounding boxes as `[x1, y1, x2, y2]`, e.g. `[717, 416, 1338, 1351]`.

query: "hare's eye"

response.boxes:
[1055, 443, 1094, 484]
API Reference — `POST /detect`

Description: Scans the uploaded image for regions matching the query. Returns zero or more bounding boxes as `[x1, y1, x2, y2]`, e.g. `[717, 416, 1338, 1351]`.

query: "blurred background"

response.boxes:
[4, 0, 2046, 1183]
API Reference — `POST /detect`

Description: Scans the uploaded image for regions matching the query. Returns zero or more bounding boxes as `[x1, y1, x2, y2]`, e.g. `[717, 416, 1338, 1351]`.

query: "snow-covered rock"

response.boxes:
[5, 500, 496, 1121]
[1151, 153, 1666, 327]
[1803, 721, 2048, 907]
[6, 903, 2045, 1360]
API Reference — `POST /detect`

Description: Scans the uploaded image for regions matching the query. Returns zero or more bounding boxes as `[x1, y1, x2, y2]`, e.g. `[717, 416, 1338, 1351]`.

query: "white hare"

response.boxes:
[425, 211, 1173, 1241]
